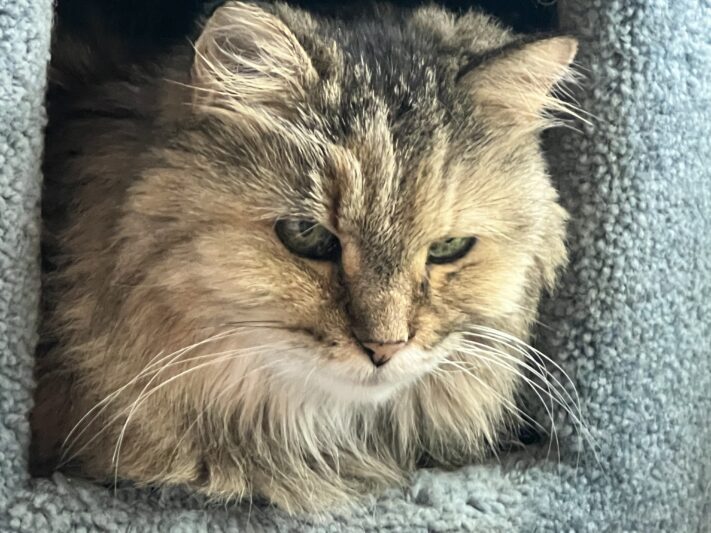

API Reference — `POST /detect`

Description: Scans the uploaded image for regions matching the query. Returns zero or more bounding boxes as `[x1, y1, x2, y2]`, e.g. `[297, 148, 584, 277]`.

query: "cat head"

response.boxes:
[130, 1, 576, 405]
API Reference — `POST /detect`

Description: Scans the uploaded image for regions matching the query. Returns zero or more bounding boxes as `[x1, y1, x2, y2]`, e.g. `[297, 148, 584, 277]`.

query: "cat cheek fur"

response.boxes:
[34, 0, 578, 514]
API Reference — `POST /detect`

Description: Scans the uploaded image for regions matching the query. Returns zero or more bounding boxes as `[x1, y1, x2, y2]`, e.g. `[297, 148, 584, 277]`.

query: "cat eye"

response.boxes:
[275, 219, 341, 261]
[427, 236, 477, 264]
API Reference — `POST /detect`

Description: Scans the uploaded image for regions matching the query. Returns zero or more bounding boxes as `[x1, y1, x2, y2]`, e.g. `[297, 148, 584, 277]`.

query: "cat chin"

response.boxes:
[274, 345, 443, 406]
[308, 375, 403, 405]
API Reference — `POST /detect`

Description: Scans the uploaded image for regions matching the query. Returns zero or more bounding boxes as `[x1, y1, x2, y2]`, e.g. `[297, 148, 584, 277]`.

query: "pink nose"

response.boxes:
[362, 341, 407, 367]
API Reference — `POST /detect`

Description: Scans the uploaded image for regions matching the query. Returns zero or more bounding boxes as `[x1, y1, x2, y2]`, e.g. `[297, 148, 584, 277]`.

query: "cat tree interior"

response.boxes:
[1, 0, 709, 530]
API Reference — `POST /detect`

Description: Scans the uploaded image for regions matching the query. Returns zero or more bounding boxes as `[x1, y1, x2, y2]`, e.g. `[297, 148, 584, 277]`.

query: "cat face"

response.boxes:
[127, 2, 573, 405]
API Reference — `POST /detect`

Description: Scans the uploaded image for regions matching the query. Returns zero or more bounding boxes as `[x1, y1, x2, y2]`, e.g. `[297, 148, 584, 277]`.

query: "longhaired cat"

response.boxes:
[32, 0, 577, 513]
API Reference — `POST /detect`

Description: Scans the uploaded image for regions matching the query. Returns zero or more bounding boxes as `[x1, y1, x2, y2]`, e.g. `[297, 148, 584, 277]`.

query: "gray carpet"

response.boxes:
[1, 0, 710, 530]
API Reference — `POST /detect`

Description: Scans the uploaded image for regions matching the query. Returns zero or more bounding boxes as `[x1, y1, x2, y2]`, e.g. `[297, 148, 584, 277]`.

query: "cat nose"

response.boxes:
[361, 340, 407, 367]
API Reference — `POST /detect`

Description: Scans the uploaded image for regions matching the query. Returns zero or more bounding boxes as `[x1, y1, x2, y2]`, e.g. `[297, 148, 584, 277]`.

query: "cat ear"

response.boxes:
[191, 1, 317, 113]
[459, 36, 578, 127]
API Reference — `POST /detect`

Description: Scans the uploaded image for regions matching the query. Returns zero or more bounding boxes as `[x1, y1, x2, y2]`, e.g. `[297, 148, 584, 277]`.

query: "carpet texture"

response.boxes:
[1, 0, 710, 530]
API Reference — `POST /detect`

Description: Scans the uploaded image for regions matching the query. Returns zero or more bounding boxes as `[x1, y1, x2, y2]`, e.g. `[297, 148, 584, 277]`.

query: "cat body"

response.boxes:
[33, 1, 575, 512]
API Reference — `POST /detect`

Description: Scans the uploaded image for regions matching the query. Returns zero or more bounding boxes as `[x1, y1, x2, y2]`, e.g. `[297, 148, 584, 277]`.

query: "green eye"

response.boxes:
[275, 219, 340, 261]
[427, 236, 477, 264]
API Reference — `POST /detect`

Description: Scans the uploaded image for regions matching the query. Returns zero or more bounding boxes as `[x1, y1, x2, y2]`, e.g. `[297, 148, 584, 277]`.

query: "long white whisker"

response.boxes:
[436, 360, 548, 437]
[469, 325, 583, 418]
[61, 327, 248, 458]
[455, 345, 581, 433]
[460, 330, 599, 469]
[111, 342, 296, 484]
[63, 341, 294, 467]
[165, 357, 292, 479]
[460, 338, 572, 429]
[447, 350, 561, 463]
[458, 339, 560, 460]
[454, 335, 602, 471]
[461, 332, 584, 440]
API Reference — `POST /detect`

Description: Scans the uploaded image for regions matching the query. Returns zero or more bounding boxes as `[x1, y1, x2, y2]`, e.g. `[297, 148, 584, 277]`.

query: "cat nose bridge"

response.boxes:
[346, 278, 412, 347]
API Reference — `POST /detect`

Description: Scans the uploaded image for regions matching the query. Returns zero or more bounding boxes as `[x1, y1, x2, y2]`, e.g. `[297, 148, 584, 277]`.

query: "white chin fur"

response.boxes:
[271, 344, 444, 406]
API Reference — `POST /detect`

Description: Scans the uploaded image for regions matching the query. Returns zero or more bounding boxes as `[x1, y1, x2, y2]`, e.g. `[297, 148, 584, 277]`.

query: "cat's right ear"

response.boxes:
[191, 1, 317, 114]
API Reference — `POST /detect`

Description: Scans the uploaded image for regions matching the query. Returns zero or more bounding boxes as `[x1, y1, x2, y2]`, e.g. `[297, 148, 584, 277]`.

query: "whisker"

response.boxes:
[453, 328, 602, 471]
[468, 325, 583, 418]
[161, 357, 293, 486]
[460, 338, 571, 433]
[61, 327, 247, 460]
[461, 333, 583, 434]
[110, 344, 299, 489]
[446, 350, 561, 464]
[62, 320, 295, 461]
[472, 340, 560, 461]
[456, 344, 580, 438]
[461, 332, 596, 470]
[462, 345, 602, 466]
[62, 340, 296, 467]
[436, 360, 548, 438]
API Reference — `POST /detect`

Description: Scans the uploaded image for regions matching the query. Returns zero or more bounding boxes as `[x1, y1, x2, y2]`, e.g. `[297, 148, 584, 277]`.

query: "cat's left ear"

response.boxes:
[191, 1, 317, 113]
[459, 36, 578, 127]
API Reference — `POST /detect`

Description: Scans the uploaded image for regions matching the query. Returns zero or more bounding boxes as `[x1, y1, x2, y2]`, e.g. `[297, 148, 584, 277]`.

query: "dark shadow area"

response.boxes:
[56, 0, 558, 50]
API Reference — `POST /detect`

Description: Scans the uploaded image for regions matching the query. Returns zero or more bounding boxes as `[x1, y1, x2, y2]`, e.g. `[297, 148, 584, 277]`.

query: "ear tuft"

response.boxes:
[191, 1, 317, 113]
[461, 36, 580, 128]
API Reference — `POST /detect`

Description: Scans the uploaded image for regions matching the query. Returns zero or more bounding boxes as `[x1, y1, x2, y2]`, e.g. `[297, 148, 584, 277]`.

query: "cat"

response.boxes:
[32, 0, 576, 514]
